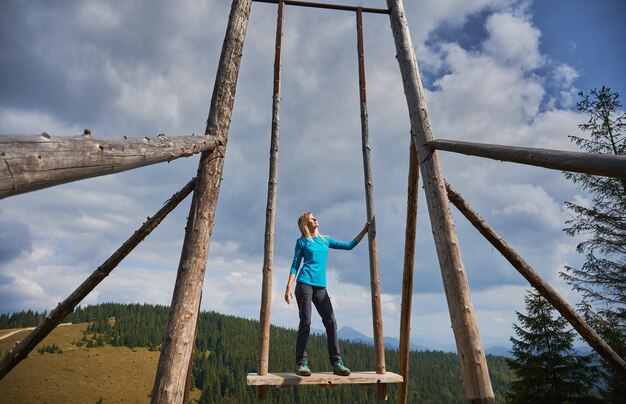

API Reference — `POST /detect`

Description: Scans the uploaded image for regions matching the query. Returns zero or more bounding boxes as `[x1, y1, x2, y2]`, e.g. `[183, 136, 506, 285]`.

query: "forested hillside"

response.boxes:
[2, 304, 513, 402]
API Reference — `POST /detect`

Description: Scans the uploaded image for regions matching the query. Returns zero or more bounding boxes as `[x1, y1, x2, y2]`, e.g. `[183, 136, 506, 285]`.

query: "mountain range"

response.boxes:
[311, 326, 514, 357]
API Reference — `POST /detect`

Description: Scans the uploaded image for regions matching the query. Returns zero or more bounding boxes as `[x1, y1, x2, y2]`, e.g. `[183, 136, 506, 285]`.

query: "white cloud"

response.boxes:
[0, 107, 81, 135]
[483, 12, 544, 71]
[77, 2, 121, 32]
[115, 68, 182, 126]
[473, 284, 526, 311]
[570, 193, 591, 209]
[429, 42, 544, 141]
[100, 266, 177, 306]
[409, 0, 509, 53]
[0, 263, 89, 313]
[554, 64, 579, 87]
[539, 63, 581, 109]
[514, 108, 582, 149]
[491, 183, 566, 228]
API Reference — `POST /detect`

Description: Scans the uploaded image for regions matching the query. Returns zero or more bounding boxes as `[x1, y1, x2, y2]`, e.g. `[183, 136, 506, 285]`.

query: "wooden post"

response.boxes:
[397, 136, 419, 404]
[0, 133, 216, 199]
[0, 179, 195, 380]
[427, 139, 626, 179]
[445, 181, 626, 376]
[386, 1, 495, 402]
[356, 7, 387, 400]
[151, 1, 253, 403]
[256, 0, 284, 400]
[183, 292, 203, 404]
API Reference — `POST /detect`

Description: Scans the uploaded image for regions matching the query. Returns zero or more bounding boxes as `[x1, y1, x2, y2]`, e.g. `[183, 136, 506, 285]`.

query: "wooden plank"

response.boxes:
[247, 371, 403, 386]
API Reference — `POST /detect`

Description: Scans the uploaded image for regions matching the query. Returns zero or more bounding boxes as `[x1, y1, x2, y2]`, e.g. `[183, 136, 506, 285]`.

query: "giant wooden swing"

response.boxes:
[1, 0, 625, 403]
[245, 0, 402, 399]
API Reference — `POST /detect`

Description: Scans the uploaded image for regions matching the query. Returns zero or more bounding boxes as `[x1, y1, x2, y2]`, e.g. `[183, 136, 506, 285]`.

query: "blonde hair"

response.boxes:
[297, 211, 326, 241]
[298, 211, 314, 238]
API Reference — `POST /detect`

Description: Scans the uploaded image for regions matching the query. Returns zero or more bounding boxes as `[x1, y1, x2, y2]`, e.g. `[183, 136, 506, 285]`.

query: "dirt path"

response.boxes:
[0, 327, 35, 340]
[0, 323, 72, 341]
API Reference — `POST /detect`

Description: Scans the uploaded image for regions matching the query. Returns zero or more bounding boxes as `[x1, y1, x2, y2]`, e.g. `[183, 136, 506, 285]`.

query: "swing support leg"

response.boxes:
[257, 0, 285, 400]
[356, 7, 387, 401]
[386, 0, 495, 401]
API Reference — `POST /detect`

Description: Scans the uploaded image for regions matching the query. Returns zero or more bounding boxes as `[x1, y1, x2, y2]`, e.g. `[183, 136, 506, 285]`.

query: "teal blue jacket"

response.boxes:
[290, 236, 358, 287]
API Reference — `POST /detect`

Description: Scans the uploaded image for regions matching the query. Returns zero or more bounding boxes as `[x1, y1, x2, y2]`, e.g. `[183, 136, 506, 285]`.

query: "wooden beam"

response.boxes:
[427, 139, 626, 179]
[0, 179, 196, 381]
[445, 181, 626, 376]
[247, 371, 403, 386]
[397, 136, 419, 404]
[0, 133, 216, 199]
[386, 1, 495, 402]
[257, 0, 284, 400]
[150, 1, 253, 403]
[356, 8, 387, 401]
[253, 0, 390, 14]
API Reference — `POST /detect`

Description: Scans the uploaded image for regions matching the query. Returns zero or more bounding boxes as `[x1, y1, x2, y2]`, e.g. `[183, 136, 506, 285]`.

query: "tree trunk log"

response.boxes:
[386, 1, 495, 402]
[445, 181, 626, 376]
[0, 178, 195, 381]
[0, 133, 216, 199]
[257, 0, 284, 400]
[427, 139, 626, 179]
[150, 1, 253, 403]
[397, 136, 419, 404]
[356, 8, 387, 401]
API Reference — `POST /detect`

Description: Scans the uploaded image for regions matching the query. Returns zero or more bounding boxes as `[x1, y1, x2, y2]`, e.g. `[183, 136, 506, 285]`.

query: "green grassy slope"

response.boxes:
[0, 324, 201, 403]
[1, 306, 513, 403]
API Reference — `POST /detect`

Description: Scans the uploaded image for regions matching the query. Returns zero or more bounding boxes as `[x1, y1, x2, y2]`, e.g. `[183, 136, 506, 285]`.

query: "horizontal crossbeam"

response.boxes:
[426, 138, 626, 179]
[247, 371, 403, 386]
[253, 0, 390, 14]
[0, 133, 216, 199]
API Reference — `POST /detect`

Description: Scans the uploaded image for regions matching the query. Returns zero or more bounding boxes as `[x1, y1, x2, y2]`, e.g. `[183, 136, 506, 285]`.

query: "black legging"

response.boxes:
[295, 282, 342, 366]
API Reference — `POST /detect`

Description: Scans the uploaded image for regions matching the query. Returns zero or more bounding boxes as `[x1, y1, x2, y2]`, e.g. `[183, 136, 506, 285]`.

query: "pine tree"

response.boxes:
[560, 86, 626, 400]
[506, 290, 598, 403]
[561, 86, 625, 309]
[578, 302, 626, 402]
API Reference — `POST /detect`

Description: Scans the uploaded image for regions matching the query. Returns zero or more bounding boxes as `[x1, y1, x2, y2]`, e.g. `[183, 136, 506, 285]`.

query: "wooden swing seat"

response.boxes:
[247, 371, 403, 387]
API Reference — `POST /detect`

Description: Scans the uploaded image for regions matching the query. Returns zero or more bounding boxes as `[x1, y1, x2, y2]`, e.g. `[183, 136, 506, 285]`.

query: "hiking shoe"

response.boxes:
[332, 361, 351, 376]
[296, 362, 311, 376]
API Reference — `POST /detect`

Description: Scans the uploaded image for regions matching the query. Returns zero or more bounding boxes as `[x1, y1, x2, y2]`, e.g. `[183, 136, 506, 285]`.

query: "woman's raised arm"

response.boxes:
[354, 221, 370, 244]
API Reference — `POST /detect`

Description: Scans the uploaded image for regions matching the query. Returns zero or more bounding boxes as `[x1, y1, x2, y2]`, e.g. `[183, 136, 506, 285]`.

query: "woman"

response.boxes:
[285, 211, 369, 377]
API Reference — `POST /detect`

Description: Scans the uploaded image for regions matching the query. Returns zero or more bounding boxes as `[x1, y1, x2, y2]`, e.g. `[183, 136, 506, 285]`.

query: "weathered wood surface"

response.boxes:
[0, 179, 195, 381]
[257, 0, 284, 400]
[427, 139, 626, 179]
[386, 1, 495, 402]
[0, 133, 216, 199]
[356, 9, 387, 401]
[150, 1, 253, 403]
[398, 137, 419, 404]
[445, 181, 626, 376]
[253, 0, 390, 14]
[247, 371, 403, 386]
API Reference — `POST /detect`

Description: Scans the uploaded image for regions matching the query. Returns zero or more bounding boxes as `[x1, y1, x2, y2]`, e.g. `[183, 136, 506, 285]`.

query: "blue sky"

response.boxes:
[533, 0, 625, 98]
[0, 0, 624, 351]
